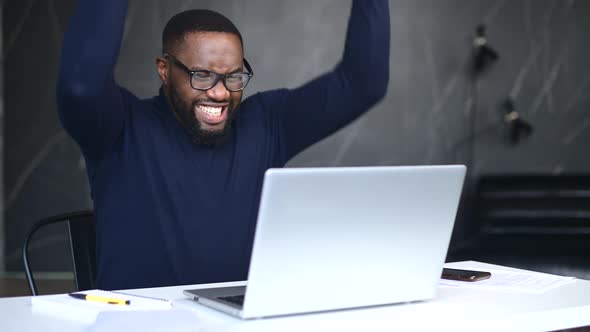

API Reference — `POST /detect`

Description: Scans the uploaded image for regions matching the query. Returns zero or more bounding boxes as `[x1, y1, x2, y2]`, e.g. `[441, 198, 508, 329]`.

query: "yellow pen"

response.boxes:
[69, 293, 130, 305]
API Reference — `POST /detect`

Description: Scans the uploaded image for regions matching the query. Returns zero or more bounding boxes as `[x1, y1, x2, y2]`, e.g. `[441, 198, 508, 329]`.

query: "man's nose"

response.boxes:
[206, 79, 230, 101]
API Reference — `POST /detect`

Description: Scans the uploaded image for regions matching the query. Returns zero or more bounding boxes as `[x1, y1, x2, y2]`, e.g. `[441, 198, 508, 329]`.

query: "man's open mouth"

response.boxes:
[194, 104, 228, 125]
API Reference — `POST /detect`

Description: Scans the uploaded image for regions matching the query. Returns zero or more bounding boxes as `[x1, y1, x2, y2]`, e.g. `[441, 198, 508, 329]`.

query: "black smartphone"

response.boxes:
[441, 268, 491, 282]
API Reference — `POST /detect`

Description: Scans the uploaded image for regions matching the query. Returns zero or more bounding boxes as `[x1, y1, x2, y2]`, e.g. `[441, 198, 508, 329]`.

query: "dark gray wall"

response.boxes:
[3, 0, 590, 271]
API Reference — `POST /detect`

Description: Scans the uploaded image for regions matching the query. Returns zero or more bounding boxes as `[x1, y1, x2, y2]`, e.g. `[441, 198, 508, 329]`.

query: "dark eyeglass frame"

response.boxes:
[163, 53, 254, 92]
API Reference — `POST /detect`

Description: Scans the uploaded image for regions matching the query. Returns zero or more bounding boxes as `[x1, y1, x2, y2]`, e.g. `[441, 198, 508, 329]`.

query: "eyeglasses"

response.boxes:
[164, 53, 254, 92]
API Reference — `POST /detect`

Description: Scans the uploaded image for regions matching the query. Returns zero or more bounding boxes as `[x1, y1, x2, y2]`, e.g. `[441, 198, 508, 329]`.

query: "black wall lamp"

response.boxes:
[472, 24, 499, 76]
[502, 98, 534, 144]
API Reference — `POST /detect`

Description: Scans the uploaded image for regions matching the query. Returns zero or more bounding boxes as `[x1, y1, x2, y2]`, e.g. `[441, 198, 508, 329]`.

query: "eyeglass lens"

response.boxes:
[191, 72, 250, 91]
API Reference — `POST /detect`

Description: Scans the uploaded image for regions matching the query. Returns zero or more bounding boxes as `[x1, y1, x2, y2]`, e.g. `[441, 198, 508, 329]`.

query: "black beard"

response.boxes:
[167, 83, 236, 148]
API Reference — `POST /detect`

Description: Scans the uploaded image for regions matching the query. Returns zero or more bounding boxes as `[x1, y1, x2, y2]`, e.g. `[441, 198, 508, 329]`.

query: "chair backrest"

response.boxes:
[67, 212, 96, 292]
[476, 175, 590, 236]
[22, 210, 96, 296]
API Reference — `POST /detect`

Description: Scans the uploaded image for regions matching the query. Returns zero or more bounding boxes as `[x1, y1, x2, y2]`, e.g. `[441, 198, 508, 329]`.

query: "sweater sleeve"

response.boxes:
[56, 0, 131, 161]
[275, 0, 390, 162]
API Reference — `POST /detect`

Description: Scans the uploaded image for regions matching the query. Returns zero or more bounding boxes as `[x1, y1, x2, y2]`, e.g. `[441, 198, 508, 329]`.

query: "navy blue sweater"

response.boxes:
[57, 0, 389, 290]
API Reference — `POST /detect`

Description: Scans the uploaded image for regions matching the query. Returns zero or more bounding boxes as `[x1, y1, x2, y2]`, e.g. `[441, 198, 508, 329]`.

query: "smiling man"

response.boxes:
[57, 0, 389, 290]
[159, 13, 252, 147]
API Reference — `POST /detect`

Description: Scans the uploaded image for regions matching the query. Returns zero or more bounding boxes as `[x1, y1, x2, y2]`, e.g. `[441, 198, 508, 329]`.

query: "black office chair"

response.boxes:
[22, 210, 96, 296]
[450, 175, 590, 276]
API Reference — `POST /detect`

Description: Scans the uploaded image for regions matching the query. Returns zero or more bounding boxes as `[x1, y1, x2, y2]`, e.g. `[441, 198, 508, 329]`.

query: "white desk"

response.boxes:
[1, 261, 590, 332]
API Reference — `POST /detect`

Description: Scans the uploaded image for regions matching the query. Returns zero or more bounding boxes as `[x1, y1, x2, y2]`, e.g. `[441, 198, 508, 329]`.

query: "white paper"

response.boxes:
[31, 289, 173, 324]
[439, 268, 576, 294]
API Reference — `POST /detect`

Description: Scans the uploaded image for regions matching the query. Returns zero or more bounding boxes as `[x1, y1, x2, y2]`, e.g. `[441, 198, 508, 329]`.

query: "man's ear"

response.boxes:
[156, 57, 169, 85]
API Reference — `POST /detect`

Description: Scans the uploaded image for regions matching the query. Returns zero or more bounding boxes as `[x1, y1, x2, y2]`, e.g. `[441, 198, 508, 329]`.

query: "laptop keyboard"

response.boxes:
[219, 295, 245, 306]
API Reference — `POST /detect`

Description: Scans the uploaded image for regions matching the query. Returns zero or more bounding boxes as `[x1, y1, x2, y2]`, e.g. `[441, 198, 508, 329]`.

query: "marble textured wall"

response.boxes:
[3, 0, 590, 271]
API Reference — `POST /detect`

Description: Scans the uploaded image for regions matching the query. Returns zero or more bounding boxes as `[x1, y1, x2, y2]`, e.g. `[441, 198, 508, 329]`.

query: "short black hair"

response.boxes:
[162, 9, 243, 54]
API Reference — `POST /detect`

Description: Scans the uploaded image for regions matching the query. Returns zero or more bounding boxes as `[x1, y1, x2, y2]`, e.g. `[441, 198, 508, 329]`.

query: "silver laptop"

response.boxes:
[184, 165, 466, 319]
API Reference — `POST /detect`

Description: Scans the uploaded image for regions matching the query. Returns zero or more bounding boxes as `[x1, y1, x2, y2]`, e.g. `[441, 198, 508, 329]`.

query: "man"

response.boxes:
[57, 0, 389, 290]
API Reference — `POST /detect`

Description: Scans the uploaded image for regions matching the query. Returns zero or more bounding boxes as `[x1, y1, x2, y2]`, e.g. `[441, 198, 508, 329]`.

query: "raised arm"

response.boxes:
[275, 0, 390, 161]
[56, 0, 130, 160]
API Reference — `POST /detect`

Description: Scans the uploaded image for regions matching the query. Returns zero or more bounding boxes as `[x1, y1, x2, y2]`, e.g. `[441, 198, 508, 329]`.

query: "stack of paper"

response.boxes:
[31, 289, 173, 324]
[439, 268, 576, 294]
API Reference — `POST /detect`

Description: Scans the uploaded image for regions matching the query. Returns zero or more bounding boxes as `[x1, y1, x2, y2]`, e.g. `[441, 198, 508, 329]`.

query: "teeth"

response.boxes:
[199, 105, 222, 116]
